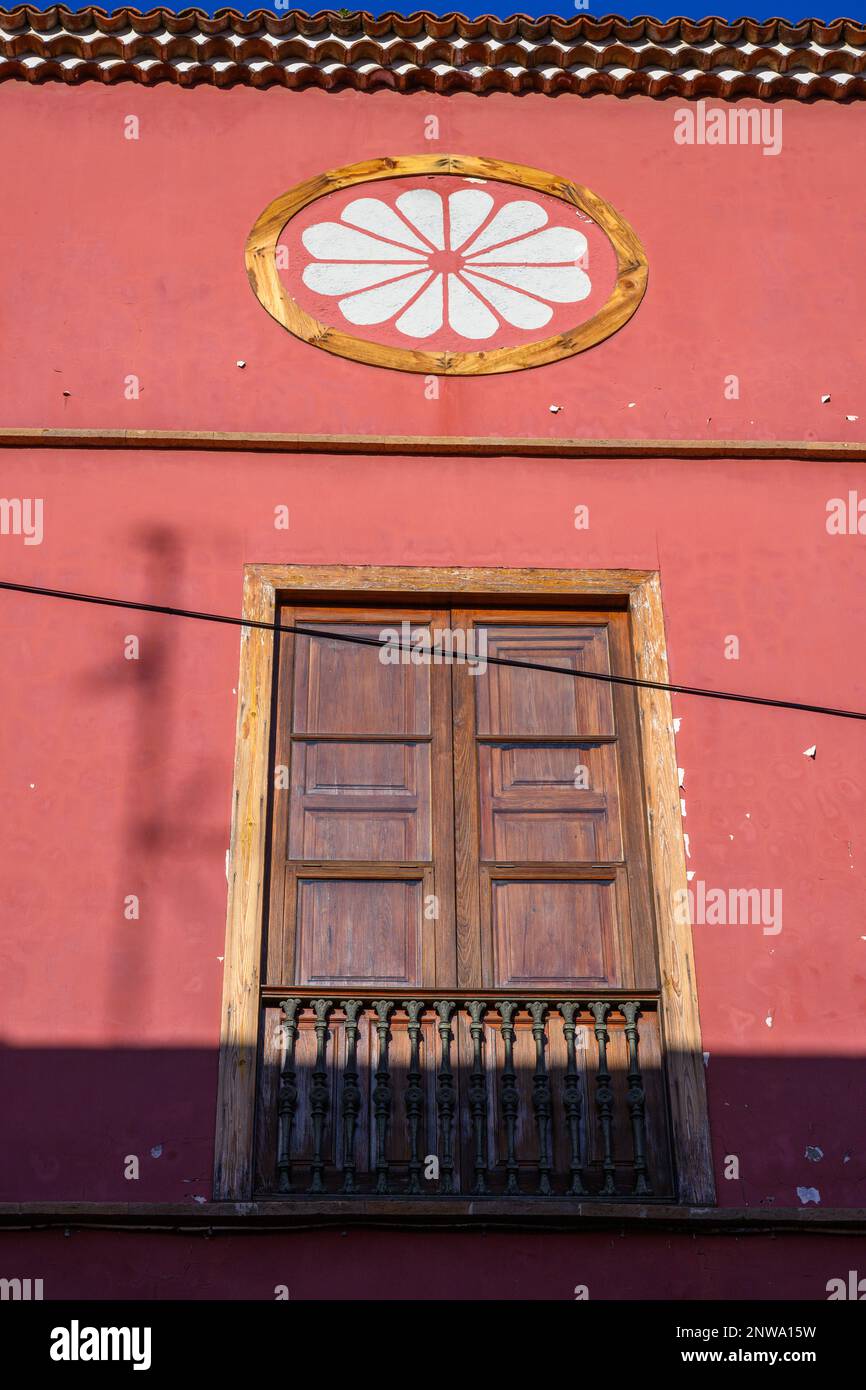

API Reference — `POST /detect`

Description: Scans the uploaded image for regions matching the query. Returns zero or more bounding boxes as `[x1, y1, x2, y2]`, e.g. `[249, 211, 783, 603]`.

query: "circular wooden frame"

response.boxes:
[245, 154, 648, 376]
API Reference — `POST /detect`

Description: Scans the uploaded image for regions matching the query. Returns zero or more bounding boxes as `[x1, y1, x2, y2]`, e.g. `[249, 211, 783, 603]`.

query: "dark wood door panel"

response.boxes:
[484, 871, 629, 990]
[289, 738, 433, 861]
[293, 620, 431, 736]
[295, 876, 426, 988]
[478, 740, 623, 862]
[474, 623, 616, 737]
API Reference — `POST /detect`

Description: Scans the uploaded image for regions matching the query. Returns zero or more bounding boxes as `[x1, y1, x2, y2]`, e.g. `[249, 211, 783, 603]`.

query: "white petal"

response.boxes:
[303, 263, 422, 296]
[339, 271, 432, 326]
[302, 222, 426, 263]
[466, 264, 591, 304]
[447, 273, 498, 340]
[395, 274, 444, 338]
[460, 271, 553, 330]
[461, 201, 548, 257]
[395, 189, 445, 251]
[341, 198, 432, 253]
[448, 189, 494, 250]
[467, 227, 588, 265]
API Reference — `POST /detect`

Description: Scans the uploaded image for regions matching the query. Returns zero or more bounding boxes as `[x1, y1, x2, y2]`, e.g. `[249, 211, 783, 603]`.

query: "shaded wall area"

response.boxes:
[1, 1045, 864, 1207]
[0, 1225, 861, 1301]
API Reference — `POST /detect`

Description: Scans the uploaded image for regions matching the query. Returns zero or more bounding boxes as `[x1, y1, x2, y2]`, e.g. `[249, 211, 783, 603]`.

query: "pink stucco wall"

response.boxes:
[6, 1227, 862, 1302]
[0, 84, 864, 439]
[1, 80, 865, 1297]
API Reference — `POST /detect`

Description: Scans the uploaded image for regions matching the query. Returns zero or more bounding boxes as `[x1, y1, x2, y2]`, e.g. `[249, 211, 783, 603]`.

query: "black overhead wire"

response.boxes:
[1, 577, 865, 723]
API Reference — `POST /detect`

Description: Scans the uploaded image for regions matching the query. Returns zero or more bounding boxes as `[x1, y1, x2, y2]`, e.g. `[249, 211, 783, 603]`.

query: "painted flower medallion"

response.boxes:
[246, 156, 647, 374]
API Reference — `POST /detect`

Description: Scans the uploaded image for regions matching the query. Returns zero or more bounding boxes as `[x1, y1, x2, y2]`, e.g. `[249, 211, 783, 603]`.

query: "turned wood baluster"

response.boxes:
[432, 1000, 457, 1194]
[371, 999, 394, 1195]
[621, 1001, 652, 1196]
[589, 1001, 616, 1196]
[465, 1000, 489, 1195]
[307, 998, 333, 1194]
[558, 1001, 587, 1196]
[339, 999, 363, 1194]
[276, 998, 301, 1194]
[527, 1001, 553, 1195]
[403, 1000, 425, 1194]
[497, 1001, 520, 1195]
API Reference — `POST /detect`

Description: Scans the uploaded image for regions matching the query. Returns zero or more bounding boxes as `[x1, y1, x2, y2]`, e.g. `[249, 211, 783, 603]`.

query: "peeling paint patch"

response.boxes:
[805, 1146, 824, 1162]
[150, 1145, 163, 1159]
[803, 745, 817, 759]
[796, 1186, 821, 1205]
[702, 1051, 710, 1067]
[765, 1012, 774, 1028]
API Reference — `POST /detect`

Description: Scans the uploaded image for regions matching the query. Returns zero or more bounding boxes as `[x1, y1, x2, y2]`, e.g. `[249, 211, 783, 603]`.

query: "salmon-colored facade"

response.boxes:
[2, 11, 866, 1300]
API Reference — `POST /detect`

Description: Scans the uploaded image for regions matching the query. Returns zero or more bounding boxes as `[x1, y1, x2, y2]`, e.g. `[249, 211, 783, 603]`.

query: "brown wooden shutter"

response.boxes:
[268, 603, 658, 995]
[451, 608, 657, 991]
[266, 605, 456, 990]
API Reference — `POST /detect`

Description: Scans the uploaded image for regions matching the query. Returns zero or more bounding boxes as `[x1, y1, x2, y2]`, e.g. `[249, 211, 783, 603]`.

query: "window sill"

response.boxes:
[2, 1201, 864, 1236]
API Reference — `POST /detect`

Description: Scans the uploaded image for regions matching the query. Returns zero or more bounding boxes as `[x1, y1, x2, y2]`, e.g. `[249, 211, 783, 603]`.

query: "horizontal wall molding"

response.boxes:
[1, 1200, 864, 1236]
[1, 427, 864, 462]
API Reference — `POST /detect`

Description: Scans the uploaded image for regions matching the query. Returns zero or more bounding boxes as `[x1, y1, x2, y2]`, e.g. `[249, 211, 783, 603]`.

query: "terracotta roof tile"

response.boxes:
[1, 8, 864, 97]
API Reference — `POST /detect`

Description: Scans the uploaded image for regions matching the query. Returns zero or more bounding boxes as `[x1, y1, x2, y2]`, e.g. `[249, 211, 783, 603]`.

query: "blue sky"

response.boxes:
[38, 6, 866, 25]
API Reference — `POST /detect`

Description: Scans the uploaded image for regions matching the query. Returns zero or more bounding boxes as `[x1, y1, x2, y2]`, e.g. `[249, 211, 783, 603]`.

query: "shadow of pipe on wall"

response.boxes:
[75, 523, 229, 1038]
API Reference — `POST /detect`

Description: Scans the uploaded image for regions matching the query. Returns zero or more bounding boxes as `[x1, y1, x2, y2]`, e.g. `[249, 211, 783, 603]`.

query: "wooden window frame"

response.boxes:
[214, 564, 714, 1206]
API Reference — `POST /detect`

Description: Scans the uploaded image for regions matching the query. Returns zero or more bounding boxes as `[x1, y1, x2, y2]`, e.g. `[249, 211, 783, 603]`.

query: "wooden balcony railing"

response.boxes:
[258, 996, 674, 1199]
